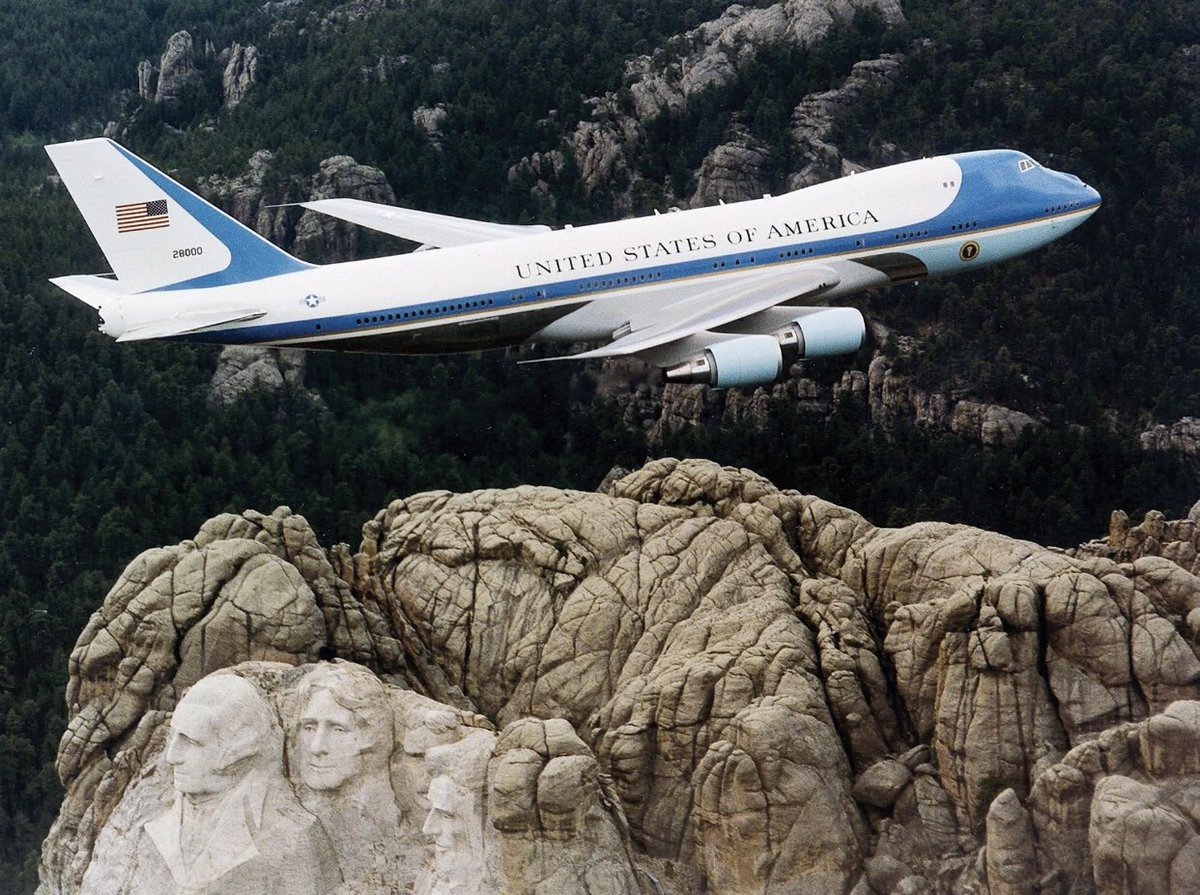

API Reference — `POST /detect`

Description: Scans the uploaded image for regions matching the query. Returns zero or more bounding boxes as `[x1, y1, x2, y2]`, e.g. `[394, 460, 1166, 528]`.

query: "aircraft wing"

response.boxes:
[114, 308, 268, 342]
[531, 265, 839, 362]
[300, 198, 551, 247]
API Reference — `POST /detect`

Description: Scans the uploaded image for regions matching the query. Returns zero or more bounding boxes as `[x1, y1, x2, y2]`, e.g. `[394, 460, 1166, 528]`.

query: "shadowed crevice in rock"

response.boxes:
[38, 458, 1200, 895]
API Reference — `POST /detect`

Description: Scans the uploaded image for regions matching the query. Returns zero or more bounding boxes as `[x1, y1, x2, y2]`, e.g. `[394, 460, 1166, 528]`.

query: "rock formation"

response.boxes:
[207, 345, 312, 408]
[1141, 417, 1200, 469]
[291, 155, 397, 262]
[136, 60, 156, 102]
[140, 29, 260, 108]
[37, 459, 1200, 894]
[627, 0, 905, 124]
[221, 43, 259, 108]
[509, 0, 906, 209]
[595, 344, 1044, 450]
[689, 126, 774, 208]
[194, 149, 395, 407]
[154, 31, 203, 103]
[413, 104, 449, 148]
[787, 54, 905, 189]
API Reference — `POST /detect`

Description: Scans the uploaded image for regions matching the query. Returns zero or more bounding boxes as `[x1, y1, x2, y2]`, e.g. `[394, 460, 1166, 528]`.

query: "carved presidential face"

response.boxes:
[399, 707, 461, 808]
[165, 675, 280, 798]
[165, 705, 231, 796]
[298, 688, 373, 790]
[422, 775, 469, 854]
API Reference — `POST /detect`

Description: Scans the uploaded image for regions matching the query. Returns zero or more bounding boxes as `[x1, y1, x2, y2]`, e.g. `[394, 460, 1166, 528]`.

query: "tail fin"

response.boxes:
[45, 138, 309, 293]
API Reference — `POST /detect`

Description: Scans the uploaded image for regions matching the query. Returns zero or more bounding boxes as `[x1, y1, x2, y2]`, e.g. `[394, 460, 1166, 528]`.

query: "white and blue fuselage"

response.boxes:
[46, 140, 1099, 386]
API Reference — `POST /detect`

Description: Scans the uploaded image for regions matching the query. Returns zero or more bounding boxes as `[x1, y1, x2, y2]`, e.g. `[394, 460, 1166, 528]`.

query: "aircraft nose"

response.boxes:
[1043, 166, 1101, 217]
[1066, 171, 1102, 209]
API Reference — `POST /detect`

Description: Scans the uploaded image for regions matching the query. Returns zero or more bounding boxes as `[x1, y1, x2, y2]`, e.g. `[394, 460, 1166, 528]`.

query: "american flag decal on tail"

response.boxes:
[115, 199, 169, 233]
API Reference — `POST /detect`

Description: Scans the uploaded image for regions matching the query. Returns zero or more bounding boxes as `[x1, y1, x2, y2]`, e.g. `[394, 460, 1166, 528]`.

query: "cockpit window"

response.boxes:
[1018, 158, 1038, 173]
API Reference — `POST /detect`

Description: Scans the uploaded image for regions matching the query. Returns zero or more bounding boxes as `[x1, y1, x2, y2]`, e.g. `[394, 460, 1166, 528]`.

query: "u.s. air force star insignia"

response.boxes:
[303, 294, 325, 309]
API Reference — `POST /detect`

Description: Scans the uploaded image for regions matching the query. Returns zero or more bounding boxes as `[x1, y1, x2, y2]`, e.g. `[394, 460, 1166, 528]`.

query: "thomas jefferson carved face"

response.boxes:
[293, 663, 393, 792]
[298, 688, 373, 790]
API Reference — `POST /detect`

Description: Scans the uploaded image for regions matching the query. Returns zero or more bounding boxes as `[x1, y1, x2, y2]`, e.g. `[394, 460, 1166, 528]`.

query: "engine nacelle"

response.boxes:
[775, 307, 866, 368]
[663, 308, 867, 388]
[664, 334, 782, 388]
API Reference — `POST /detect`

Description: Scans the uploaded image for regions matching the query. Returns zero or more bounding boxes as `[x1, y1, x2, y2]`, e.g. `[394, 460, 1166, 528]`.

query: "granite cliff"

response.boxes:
[37, 459, 1200, 894]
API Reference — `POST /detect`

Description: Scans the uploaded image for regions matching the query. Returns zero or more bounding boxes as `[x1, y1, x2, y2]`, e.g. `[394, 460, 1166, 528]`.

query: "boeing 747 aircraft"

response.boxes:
[46, 138, 1100, 387]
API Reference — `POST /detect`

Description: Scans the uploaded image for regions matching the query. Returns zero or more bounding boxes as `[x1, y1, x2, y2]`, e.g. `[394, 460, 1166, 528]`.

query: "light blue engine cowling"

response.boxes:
[665, 307, 866, 387]
[776, 307, 866, 368]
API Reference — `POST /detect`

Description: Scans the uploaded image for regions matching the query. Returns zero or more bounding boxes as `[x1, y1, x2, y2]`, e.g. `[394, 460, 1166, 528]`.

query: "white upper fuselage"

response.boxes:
[79, 149, 1102, 354]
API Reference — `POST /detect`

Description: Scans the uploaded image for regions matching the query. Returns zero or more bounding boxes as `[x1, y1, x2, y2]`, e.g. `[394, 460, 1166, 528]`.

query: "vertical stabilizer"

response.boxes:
[45, 138, 309, 293]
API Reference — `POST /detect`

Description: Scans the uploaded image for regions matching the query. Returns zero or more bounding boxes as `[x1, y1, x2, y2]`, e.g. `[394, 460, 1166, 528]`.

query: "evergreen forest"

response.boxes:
[0, 0, 1198, 887]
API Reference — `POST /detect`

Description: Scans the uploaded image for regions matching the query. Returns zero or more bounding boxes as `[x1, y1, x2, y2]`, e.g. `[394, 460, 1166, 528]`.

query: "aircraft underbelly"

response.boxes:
[279, 303, 574, 354]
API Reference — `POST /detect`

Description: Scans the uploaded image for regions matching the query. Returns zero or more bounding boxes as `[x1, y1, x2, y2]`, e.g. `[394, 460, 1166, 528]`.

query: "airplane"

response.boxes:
[45, 138, 1100, 387]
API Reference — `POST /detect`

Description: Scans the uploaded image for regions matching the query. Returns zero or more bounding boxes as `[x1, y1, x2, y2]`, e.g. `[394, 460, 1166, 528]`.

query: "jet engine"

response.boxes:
[773, 307, 866, 369]
[664, 307, 865, 387]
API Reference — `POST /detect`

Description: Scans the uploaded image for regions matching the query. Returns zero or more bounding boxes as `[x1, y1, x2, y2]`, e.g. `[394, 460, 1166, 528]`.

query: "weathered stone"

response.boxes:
[689, 132, 773, 207]
[155, 31, 202, 103]
[222, 43, 259, 108]
[852, 759, 913, 809]
[208, 345, 310, 407]
[136, 60, 156, 101]
[292, 155, 397, 261]
[37, 461, 1200, 895]
[413, 103, 449, 148]
[984, 788, 1039, 895]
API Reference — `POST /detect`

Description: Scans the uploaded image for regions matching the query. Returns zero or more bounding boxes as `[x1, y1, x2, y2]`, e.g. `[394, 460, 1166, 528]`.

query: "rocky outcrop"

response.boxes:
[689, 128, 774, 207]
[510, 0, 906, 207]
[154, 31, 203, 103]
[194, 150, 395, 405]
[412, 103, 449, 148]
[787, 54, 905, 188]
[207, 345, 311, 407]
[195, 148, 395, 262]
[1072, 508, 1200, 578]
[598, 348, 1043, 450]
[291, 155, 397, 261]
[628, 0, 905, 123]
[195, 150, 290, 245]
[319, 0, 394, 31]
[38, 460, 1200, 894]
[1012, 701, 1200, 894]
[139, 33, 257, 109]
[221, 43, 259, 108]
[1141, 417, 1200, 469]
[136, 60, 155, 101]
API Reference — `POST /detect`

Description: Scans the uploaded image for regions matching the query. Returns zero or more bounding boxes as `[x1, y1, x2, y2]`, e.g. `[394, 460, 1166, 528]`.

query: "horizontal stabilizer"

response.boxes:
[49, 274, 127, 309]
[115, 308, 267, 342]
[300, 198, 551, 247]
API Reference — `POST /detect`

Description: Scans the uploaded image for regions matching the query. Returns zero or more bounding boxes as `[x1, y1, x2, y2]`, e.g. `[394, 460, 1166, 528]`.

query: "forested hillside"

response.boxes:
[1, 0, 1198, 888]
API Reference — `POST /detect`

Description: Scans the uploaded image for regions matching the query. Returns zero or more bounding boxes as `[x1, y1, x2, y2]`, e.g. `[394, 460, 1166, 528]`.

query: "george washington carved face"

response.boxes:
[165, 674, 277, 797]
